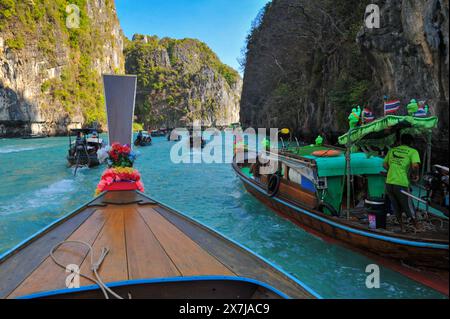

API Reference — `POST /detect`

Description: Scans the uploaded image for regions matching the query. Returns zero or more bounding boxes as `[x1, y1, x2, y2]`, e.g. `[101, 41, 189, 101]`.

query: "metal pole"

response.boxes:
[346, 130, 353, 220]
[427, 132, 432, 172]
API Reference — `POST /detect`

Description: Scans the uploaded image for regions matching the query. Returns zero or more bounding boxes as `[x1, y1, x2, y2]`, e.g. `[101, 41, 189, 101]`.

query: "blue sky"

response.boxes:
[115, 0, 269, 73]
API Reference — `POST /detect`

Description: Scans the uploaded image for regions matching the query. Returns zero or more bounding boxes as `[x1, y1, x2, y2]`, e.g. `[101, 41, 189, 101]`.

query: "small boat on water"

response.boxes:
[0, 75, 318, 299]
[134, 131, 152, 147]
[67, 129, 103, 168]
[22, 134, 48, 140]
[167, 129, 182, 141]
[150, 129, 167, 137]
[190, 135, 206, 149]
[233, 116, 449, 274]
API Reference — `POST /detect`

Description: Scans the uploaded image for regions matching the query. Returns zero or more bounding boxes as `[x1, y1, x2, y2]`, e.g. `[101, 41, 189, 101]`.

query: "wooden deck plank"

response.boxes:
[138, 207, 235, 277]
[0, 208, 96, 299]
[153, 206, 312, 298]
[79, 206, 128, 287]
[8, 210, 108, 298]
[125, 205, 181, 279]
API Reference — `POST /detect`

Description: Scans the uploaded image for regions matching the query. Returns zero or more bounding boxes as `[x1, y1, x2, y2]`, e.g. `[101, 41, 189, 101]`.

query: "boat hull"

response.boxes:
[134, 140, 152, 147]
[67, 154, 100, 168]
[20, 277, 285, 299]
[234, 164, 449, 270]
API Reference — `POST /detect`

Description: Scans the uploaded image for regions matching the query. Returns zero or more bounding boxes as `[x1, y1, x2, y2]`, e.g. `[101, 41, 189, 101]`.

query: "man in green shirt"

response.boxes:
[383, 134, 421, 231]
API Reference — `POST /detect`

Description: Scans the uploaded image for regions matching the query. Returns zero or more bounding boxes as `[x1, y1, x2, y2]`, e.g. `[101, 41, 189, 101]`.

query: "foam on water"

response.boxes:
[0, 179, 77, 216]
[0, 146, 43, 154]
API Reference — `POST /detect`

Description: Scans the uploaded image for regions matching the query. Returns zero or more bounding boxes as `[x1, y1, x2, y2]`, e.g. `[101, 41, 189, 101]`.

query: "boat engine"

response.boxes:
[423, 165, 449, 216]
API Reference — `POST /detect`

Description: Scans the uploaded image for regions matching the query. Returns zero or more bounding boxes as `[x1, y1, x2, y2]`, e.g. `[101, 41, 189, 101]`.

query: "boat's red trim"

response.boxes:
[104, 182, 139, 191]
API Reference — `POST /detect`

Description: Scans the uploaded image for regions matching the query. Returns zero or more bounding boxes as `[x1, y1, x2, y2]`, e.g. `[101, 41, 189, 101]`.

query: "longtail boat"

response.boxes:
[0, 75, 318, 299]
[0, 190, 318, 299]
[233, 116, 449, 273]
[67, 128, 103, 168]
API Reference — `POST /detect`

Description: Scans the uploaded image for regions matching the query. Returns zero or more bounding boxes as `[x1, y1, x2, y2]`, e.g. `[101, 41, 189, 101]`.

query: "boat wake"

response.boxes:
[35, 179, 77, 197]
[0, 179, 78, 216]
[0, 146, 46, 154]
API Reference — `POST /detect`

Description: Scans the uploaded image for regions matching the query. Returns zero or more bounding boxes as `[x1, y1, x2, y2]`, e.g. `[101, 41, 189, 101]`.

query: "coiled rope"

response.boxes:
[50, 241, 124, 299]
[386, 212, 447, 234]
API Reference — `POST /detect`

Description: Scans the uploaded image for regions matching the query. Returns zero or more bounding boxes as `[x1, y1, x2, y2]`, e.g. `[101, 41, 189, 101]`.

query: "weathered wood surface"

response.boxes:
[0, 208, 97, 298]
[1, 191, 315, 299]
[8, 210, 107, 298]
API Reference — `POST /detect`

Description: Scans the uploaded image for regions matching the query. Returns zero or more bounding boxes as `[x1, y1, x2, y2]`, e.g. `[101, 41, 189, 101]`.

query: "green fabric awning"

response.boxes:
[338, 115, 438, 148]
[304, 152, 385, 177]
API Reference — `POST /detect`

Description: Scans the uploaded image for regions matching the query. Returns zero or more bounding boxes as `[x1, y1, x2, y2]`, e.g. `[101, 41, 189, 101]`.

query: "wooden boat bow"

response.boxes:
[0, 191, 318, 299]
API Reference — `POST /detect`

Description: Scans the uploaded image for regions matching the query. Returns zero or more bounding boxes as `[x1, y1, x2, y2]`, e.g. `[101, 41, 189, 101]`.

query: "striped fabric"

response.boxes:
[414, 107, 428, 117]
[384, 100, 401, 115]
[414, 101, 428, 117]
[362, 108, 375, 123]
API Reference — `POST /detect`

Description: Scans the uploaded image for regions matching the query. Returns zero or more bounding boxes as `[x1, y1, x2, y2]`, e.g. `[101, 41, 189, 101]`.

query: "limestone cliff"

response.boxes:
[125, 35, 241, 128]
[0, 0, 124, 137]
[357, 0, 449, 150]
[240, 0, 375, 140]
[240, 0, 449, 158]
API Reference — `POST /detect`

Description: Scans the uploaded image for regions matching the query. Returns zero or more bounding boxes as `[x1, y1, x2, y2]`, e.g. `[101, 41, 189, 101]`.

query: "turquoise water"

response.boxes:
[0, 135, 446, 299]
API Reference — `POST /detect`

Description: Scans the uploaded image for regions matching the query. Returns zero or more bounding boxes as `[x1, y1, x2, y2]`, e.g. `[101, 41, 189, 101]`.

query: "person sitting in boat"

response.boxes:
[383, 134, 421, 231]
[136, 130, 143, 143]
[75, 132, 86, 147]
[250, 155, 262, 179]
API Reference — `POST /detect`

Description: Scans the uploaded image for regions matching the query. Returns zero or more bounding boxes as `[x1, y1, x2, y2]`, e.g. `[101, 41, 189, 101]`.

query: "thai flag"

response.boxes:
[363, 108, 375, 123]
[414, 102, 428, 117]
[384, 100, 401, 115]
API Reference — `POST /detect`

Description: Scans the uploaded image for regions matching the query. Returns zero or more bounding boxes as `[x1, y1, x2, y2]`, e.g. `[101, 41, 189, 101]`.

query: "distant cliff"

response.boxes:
[0, 0, 124, 137]
[125, 35, 241, 128]
[240, 0, 449, 157]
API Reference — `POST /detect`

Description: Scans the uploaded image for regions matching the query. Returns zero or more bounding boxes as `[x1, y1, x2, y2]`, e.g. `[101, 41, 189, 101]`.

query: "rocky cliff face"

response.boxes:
[125, 35, 241, 128]
[357, 0, 449, 150]
[0, 0, 124, 137]
[240, 0, 375, 140]
[240, 0, 449, 158]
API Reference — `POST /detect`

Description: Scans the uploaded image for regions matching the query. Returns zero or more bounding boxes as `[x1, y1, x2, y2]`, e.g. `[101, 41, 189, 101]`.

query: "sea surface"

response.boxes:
[0, 135, 446, 299]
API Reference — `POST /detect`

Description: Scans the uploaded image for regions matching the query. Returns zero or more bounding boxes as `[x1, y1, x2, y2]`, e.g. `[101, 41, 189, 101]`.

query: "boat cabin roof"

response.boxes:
[307, 152, 384, 177]
[338, 115, 438, 147]
[86, 138, 103, 144]
[285, 145, 384, 177]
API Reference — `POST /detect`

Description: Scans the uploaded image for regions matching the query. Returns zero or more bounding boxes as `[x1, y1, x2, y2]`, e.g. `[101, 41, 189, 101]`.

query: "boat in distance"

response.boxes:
[67, 128, 103, 168]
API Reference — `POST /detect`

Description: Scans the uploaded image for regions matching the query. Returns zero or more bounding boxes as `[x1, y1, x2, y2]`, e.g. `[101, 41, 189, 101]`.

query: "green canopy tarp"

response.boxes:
[338, 115, 438, 148]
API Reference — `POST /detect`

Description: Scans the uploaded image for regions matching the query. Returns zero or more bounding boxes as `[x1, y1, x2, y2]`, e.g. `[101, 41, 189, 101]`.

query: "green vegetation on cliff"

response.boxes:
[1, 0, 122, 126]
[241, 0, 375, 137]
[125, 35, 241, 128]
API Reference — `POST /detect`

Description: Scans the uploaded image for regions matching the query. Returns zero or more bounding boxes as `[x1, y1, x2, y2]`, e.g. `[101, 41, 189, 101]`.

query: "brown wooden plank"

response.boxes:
[138, 207, 235, 277]
[279, 182, 317, 208]
[0, 207, 96, 299]
[8, 210, 108, 298]
[79, 206, 128, 286]
[124, 205, 180, 279]
[152, 206, 313, 298]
